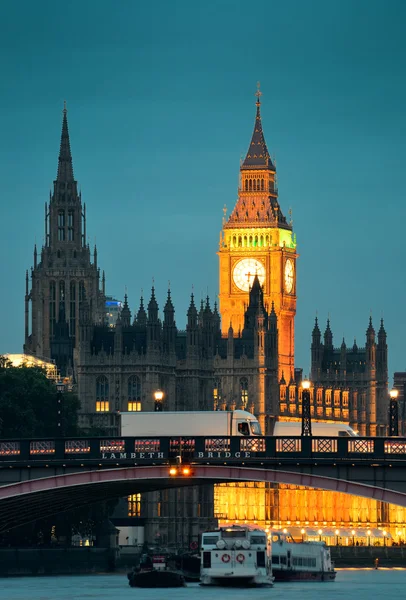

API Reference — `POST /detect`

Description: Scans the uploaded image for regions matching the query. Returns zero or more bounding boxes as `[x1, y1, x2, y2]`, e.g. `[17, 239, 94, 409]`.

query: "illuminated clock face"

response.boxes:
[284, 259, 294, 294]
[232, 258, 265, 292]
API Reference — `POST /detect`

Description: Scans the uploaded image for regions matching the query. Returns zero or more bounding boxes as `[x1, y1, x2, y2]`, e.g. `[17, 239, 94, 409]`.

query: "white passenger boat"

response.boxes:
[271, 531, 336, 582]
[200, 525, 273, 587]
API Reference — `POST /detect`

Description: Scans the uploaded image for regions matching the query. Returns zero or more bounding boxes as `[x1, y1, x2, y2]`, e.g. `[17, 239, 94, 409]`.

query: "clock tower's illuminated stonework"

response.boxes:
[218, 92, 297, 379]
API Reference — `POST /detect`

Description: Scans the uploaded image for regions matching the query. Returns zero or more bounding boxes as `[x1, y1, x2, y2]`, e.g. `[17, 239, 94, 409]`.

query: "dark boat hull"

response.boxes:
[273, 569, 336, 582]
[128, 570, 186, 588]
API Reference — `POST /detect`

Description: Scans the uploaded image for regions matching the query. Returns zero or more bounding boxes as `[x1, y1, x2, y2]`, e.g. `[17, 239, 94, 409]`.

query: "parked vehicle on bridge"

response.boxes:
[121, 410, 262, 437]
[271, 530, 336, 581]
[200, 525, 274, 587]
[272, 421, 358, 437]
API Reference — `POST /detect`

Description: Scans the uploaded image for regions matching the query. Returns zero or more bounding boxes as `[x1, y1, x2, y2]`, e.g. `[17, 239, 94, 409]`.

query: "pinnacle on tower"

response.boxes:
[241, 83, 274, 170]
[366, 316, 375, 342]
[56, 102, 74, 183]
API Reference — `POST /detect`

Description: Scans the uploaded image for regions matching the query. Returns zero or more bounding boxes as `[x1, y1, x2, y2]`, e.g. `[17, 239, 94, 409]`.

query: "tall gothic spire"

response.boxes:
[56, 102, 74, 183]
[241, 84, 274, 170]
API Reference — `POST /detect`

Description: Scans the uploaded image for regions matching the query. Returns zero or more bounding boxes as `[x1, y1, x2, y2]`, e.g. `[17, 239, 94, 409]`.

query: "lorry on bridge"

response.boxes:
[121, 409, 262, 437]
[272, 421, 358, 437]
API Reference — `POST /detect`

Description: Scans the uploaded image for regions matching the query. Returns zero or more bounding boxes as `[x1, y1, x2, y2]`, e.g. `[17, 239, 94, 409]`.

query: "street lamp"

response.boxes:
[389, 389, 399, 436]
[335, 529, 340, 546]
[301, 528, 305, 542]
[56, 381, 65, 436]
[318, 529, 322, 542]
[351, 530, 356, 546]
[367, 530, 371, 546]
[154, 389, 164, 412]
[301, 378, 312, 437]
[383, 530, 387, 547]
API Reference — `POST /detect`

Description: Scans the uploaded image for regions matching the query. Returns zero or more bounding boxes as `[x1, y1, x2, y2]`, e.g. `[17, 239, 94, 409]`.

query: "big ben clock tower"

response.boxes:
[218, 87, 297, 378]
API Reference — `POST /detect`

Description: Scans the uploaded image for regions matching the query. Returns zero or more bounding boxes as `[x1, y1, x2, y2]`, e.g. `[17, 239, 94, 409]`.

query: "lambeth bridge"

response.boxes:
[1, 434, 406, 531]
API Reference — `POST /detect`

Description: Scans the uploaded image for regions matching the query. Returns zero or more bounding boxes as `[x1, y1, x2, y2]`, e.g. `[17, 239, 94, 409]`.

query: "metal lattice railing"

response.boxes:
[0, 441, 20, 456]
[384, 440, 406, 454]
[134, 439, 160, 453]
[312, 438, 338, 453]
[348, 439, 374, 453]
[65, 440, 90, 454]
[100, 439, 125, 453]
[30, 441, 55, 455]
[205, 438, 231, 452]
[276, 438, 302, 453]
[240, 438, 266, 452]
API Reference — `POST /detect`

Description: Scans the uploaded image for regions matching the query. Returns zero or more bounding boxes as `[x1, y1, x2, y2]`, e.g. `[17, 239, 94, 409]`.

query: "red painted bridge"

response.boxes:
[1, 464, 406, 532]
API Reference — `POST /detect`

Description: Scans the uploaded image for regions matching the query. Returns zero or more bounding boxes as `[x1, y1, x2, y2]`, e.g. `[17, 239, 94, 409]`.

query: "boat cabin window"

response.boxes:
[238, 422, 250, 435]
[202, 536, 219, 545]
[250, 535, 266, 544]
[272, 555, 280, 564]
[280, 556, 287, 565]
[222, 530, 247, 538]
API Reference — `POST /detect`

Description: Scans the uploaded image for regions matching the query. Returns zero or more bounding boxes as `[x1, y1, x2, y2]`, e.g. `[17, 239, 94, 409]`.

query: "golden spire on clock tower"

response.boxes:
[218, 87, 297, 378]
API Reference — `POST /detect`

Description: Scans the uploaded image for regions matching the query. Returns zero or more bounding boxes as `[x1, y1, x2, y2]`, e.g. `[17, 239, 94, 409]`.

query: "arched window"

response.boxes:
[213, 378, 222, 408]
[128, 375, 142, 411]
[249, 179, 252, 191]
[245, 180, 248, 191]
[233, 236, 236, 246]
[238, 236, 242, 247]
[58, 211, 65, 241]
[70, 281, 76, 337]
[260, 236, 264, 247]
[249, 235, 253, 246]
[128, 493, 141, 517]
[254, 235, 258, 247]
[243, 236, 247, 247]
[79, 281, 85, 303]
[96, 376, 109, 412]
[266, 235, 269, 245]
[261, 178, 264, 191]
[257, 179, 260, 190]
[253, 179, 256, 191]
[49, 281, 56, 337]
[240, 378, 249, 408]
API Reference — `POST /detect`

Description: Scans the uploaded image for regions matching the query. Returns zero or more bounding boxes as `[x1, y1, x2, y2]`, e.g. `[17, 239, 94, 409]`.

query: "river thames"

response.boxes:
[1, 570, 406, 600]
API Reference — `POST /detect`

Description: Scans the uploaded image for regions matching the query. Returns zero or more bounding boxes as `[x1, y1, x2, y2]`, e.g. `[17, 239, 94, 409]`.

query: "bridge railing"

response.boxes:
[1, 436, 406, 463]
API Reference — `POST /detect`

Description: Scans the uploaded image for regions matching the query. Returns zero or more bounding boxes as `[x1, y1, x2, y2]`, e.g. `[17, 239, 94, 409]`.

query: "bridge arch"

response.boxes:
[1, 465, 406, 532]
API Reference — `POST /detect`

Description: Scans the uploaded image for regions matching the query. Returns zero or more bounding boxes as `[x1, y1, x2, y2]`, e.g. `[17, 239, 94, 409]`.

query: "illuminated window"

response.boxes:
[128, 375, 141, 411]
[325, 390, 332, 406]
[96, 400, 109, 412]
[343, 392, 349, 407]
[213, 378, 222, 407]
[58, 211, 65, 241]
[316, 389, 323, 405]
[334, 390, 341, 407]
[128, 493, 141, 517]
[240, 378, 249, 408]
[96, 375, 109, 412]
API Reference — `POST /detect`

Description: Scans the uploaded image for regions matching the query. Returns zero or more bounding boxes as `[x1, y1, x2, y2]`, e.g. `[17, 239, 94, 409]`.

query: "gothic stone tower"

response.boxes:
[218, 90, 297, 379]
[24, 105, 105, 375]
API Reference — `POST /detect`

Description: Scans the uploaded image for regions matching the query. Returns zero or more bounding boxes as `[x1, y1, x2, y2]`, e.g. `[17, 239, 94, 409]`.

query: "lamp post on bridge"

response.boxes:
[389, 389, 399, 436]
[154, 389, 164, 412]
[301, 378, 312, 437]
[56, 381, 65, 436]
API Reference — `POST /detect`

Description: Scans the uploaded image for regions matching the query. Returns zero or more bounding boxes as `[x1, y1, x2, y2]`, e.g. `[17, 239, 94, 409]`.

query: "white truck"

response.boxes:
[272, 421, 358, 437]
[121, 409, 262, 437]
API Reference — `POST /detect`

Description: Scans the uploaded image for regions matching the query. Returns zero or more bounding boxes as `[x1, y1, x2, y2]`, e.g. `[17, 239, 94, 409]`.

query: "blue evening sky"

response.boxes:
[0, 0, 405, 380]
